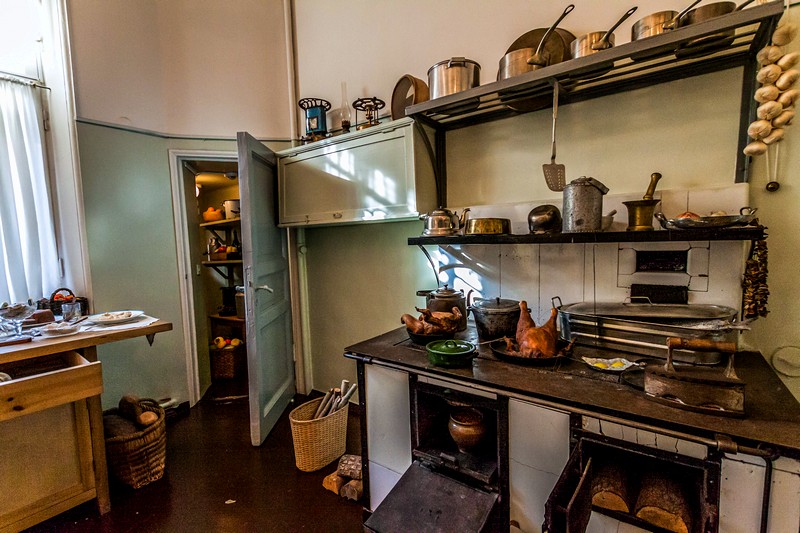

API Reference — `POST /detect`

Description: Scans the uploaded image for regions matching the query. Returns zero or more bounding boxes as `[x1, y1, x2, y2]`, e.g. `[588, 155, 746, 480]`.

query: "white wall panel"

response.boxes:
[67, 0, 291, 138]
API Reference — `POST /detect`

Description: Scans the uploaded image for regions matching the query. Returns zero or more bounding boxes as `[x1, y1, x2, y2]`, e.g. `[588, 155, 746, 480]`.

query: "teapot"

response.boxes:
[416, 284, 470, 331]
[420, 207, 471, 236]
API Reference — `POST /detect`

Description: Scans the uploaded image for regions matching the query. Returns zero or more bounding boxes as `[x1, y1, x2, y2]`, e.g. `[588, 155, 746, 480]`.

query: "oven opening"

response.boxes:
[546, 428, 721, 533]
[412, 381, 500, 488]
[635, 250, 689, 273]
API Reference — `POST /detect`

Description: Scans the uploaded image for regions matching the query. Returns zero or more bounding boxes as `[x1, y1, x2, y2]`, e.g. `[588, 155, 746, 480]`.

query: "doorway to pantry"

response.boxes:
[168, 150, 248, 405]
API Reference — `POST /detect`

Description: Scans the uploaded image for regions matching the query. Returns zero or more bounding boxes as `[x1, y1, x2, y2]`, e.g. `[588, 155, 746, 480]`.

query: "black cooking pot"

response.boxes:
[470, 297, 520, 340]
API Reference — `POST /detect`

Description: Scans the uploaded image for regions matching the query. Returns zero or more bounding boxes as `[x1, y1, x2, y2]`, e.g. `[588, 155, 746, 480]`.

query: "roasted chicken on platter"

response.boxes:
[401, 307, 463, 335]
[504, 301, 561, 358]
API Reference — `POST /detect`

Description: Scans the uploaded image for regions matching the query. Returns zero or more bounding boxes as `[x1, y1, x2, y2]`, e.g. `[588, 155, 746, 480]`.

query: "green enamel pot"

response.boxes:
[426, 339, 476, 368]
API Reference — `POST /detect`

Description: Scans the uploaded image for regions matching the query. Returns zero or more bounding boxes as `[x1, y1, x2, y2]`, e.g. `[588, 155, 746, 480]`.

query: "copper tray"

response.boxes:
[655, 207, 757, 229]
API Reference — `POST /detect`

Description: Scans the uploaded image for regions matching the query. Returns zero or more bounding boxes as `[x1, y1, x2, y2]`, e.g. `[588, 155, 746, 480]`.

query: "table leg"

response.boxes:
[82, 346, 111, 515]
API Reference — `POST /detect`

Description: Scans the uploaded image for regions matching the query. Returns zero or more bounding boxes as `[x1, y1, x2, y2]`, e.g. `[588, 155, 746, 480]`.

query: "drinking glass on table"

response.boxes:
[61, 302, 82, 322]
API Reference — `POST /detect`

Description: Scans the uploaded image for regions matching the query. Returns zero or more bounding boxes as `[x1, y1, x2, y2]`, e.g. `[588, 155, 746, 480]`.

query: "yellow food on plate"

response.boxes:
[593, 362, 609, 369]
[611, 361, 626, 368]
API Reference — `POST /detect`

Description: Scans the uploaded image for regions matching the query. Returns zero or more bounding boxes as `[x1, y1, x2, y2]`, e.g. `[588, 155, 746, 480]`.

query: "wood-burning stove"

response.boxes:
[364, 376, 509, 532]
[545, 421, 723, 533]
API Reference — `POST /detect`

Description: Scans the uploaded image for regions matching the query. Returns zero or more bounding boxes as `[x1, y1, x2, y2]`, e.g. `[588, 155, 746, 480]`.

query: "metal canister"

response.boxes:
[562, 177, 609, 233]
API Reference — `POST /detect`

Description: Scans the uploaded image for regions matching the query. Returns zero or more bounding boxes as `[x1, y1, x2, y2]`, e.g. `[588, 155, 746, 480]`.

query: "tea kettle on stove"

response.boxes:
[416, 284, 470, 331]
[420, 207, 470, 236]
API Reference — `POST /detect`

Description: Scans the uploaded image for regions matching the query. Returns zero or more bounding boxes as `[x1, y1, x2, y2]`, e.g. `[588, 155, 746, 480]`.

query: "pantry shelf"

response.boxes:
[408, 226, 766, 246]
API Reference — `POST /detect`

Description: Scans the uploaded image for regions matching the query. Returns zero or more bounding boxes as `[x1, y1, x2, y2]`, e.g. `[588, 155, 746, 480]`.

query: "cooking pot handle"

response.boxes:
[665, 337, 738, 378]
[447, 57, 468, 68]
[551, 296, 563, 309]
[740, 206, 757, 216]
[664, 0, 703, 30]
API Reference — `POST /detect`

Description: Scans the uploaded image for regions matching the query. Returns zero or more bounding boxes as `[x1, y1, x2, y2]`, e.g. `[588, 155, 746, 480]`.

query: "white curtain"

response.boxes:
[0, 78, 59, 304]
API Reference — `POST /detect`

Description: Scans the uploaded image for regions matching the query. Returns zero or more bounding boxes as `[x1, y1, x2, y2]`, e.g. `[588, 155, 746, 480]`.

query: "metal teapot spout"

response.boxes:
[456, 208, 471, 229]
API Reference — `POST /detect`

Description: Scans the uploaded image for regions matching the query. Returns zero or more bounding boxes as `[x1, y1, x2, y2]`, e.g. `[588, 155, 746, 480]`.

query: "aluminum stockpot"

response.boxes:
[427, 57, 481, 100]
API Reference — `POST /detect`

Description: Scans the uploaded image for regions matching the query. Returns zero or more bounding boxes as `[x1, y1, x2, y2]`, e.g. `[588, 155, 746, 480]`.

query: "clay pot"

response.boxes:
[448, 407, 486, 453]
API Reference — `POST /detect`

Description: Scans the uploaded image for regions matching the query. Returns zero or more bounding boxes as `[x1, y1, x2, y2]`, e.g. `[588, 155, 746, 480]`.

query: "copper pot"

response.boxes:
[448, 407, 486, 453]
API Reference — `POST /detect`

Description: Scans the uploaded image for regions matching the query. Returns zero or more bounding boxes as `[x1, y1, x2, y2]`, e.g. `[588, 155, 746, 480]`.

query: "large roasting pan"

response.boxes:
[556, 300, 740, 364]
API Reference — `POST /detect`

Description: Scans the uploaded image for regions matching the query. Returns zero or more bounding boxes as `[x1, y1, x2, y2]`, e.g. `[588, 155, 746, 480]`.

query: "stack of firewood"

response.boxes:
[323, 454, 363, 501]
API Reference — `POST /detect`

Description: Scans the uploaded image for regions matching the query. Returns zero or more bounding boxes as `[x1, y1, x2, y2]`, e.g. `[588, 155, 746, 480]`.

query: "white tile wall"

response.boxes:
[439, 184, 749, 320]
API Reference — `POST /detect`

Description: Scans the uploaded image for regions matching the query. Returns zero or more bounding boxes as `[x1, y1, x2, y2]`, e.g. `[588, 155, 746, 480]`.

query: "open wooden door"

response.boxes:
[237, 132, 295, 446]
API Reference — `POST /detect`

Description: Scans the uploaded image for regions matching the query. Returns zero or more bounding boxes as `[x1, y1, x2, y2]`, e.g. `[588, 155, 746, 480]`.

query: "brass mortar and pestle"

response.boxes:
[623, 172, 663, 231]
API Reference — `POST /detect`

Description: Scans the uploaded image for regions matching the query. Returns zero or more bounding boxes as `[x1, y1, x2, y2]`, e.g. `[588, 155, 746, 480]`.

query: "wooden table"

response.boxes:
[0, 320, 172, 532]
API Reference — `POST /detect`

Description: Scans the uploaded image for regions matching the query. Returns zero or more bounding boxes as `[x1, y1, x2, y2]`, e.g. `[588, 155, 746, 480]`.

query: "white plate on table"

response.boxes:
[87, 310, 144, 325]
[38, 323, 82, 337]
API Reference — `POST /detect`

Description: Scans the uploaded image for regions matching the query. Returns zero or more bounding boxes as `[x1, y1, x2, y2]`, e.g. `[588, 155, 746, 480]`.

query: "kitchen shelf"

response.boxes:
[406, 2, 782, 129]
[200, 217, 241, 228]
[208, 313, 244, 324]
[201, 259, 243, 266]
[408, 226, 766, 246]
[407, 2, 783, 197]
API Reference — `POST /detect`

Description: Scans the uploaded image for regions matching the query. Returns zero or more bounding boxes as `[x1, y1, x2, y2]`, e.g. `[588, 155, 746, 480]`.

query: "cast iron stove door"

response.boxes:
[364, 461, 498, 533]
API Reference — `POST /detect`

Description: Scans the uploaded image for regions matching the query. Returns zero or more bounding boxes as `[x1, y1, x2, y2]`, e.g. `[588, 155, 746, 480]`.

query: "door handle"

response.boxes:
[255, 284, 274, 293]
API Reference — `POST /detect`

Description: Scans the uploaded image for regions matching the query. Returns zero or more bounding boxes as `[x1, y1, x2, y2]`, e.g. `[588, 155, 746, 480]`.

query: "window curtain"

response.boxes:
[0, 78, 59, 304]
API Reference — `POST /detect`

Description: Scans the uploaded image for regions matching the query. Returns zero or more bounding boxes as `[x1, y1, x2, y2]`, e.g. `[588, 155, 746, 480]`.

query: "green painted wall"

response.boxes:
[77, 122, 240, 407]
[303, 220, 431, 392]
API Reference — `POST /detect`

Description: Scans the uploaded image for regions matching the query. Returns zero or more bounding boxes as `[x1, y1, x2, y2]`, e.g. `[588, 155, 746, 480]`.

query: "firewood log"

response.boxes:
[337, 454, 362, 480]
[635, 470, 692, 533]
[340, 479, 363, 501]
[322, 472, 347, 495]
[591, 461, 634, 513]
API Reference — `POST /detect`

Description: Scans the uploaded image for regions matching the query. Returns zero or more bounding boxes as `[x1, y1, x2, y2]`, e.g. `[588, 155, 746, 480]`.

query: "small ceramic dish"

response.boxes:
[582, 356, 637, 372]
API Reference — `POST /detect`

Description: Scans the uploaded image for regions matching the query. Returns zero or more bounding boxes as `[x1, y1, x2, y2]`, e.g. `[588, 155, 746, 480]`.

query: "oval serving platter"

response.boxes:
[582, 356, 637, 373]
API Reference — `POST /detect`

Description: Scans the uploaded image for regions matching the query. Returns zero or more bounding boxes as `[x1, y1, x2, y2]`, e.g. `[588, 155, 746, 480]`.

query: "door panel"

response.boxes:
[237, 132, 295, 446]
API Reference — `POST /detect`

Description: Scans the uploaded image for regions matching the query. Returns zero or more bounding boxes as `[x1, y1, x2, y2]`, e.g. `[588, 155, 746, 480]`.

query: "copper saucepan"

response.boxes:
[497, 4, 575, 81]
[570, 6, 638, 59]
[676, 0, 757, 53]
[631, 0, 703, 41]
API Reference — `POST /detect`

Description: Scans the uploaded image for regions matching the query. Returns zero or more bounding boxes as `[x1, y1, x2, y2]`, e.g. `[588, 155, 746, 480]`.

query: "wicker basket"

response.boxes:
[104, 399, 167, 489]
[289, 397, 349, 472]
[211, 346, 244, 380]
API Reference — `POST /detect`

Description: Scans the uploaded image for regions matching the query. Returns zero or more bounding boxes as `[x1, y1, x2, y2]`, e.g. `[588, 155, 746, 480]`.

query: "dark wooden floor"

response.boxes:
[26, 383, 364, 532]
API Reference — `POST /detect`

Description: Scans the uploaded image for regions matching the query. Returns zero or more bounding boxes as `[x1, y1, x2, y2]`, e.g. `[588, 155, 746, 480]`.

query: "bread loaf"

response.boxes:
[777, 52, 799, 71]
[757, 64, 783, 84]
[747, 119, 773, 140]
[743, 141, 768, 156]
[776, 69, 800, 91]
[762, 128, 784, 145]
[755, 85, 779, 103]
[757, 45, 783, 65]
[757, 100, 783, 120]
[772, 22, 798, 47]
[772, 109, 795, 127]
[777, 89, 799, 108]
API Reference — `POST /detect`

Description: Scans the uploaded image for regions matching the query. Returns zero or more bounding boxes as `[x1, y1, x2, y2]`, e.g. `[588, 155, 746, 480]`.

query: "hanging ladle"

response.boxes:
[528, 4, 576, 68]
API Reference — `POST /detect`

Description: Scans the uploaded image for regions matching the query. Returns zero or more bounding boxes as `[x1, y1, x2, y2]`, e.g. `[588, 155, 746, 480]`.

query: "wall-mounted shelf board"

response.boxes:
[408, 226, 766, 246]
